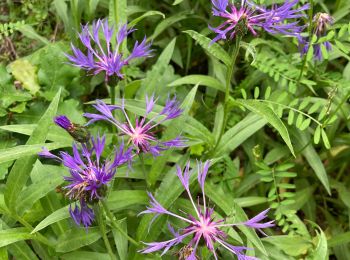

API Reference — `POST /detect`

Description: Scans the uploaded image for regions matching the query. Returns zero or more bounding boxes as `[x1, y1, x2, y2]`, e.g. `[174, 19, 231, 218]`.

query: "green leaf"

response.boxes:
[9, 59, 40, 95]
[4, 89, 61, 211]
[61, 251, 110, 260]
[138, 38, 176, 96]
[16, 163, 65, 215]
[55, 227, 101, 252]
[109, 0, 127, 25]
[128, 11, 164, 27]
[328, 232, 350, 247]
[235, 99, 295, 156]
[0, 143, 67, 165]
[291, 130, 330, 194]
[107, 190, 148, 211]
[151, 12, 191, 40]
[321, 129, 331, 149]
[0, 228, 32, 247]
[169, 75, 224, 91]
[31, 205, 70, 234]
[184, 30, 231, 66]
[215, 113, 266, 157]
[113, 219, 128, 260]
[17, 24, 49, 45]
[0, 124, 72, 143]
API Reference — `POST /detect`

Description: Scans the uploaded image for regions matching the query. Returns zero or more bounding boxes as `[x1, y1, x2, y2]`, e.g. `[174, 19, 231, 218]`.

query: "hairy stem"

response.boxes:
[101, 200, 139, 247]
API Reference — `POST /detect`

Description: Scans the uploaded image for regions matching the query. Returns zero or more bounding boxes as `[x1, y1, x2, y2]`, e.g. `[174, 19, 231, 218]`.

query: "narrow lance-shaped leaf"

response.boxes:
[5, 89, 61, 211]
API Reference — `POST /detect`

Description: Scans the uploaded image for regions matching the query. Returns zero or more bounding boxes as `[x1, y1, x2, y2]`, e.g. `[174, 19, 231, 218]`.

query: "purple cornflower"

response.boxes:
[66, 19, 153, 82]
[39, 134, 133, 228]
[209, 0, 309, 43]
[139, 161, 274, 259]
[299, 13, 334, 60]
[84, 96, 185, 156]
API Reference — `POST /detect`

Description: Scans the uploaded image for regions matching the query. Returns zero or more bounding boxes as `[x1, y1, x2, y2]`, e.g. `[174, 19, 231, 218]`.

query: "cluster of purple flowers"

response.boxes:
[39, 128, 133, 228]
[209, 0, 309, 43]
[139, 161, 274, 259]
[66, 19, 153, 82]
[37, 14, 279, 259]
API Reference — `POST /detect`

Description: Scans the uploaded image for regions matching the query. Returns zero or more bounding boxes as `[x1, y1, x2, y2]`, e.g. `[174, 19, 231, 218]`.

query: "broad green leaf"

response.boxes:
[168, 75, 225, 91]
[0, 142, 68, 165]
[0, 124, 72, 143]
[61, 251, 110, 260]
[293, 130, 330, 194]
[215, 113, 266, 157]
[18, 24, 49, 45]
[113, 219, 128, 260]
[263, 236, 312, 257]
[328, 232, 350, 247]
[16, 163, 65, 215]
[9, 59, 40, 95]
[129, 11, 165, 27]
[235, 99, 295, 156]
[151, 12, 191, 40]
[31, 205, 70, 234]
[138, 38, 176, 96]
[307, 229, 328, 260]
[5, 89, 61, 211]
[184, 30, 231, 66]
[107, 190, 148, 211]
[109, 0, 127, 25]
[0, 228, 32, 247]
[55, 227, 101, 252]
[53, 0, 69, 31]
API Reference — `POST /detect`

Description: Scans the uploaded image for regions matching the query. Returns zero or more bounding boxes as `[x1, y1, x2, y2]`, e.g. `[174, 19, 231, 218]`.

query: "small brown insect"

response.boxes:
[175, 245, 198, 260]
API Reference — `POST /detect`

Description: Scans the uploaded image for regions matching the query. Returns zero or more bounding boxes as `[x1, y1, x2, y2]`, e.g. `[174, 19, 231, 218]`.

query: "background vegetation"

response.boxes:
[0, 0, 350, 259]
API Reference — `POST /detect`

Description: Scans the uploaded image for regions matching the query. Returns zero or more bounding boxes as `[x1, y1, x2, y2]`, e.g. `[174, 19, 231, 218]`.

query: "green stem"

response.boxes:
[97, 204, 115, 260]
[101, 200, 139, 247]
[138, 153, 150, 188]
[110, 85, 116, 106]
[297, 0, 314, 84]
[213, 36, 241, 153]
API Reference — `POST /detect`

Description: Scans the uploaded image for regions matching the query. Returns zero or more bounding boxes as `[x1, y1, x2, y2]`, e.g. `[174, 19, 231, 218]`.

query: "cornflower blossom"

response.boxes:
[39, 135, 133, 228]
[139, 161, 274, 259]
[299, 13, 334, 60]
[66, 19, 153, 81]
[209, 0, 309, 43]
[83, 97, 185, 156]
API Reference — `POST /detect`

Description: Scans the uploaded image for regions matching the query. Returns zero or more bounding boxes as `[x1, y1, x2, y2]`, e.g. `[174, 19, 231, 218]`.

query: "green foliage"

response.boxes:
[0, 0, 350, 259]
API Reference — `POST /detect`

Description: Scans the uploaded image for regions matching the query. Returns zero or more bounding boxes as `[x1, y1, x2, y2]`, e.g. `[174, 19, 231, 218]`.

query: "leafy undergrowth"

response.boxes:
[1, 0, 350, 259]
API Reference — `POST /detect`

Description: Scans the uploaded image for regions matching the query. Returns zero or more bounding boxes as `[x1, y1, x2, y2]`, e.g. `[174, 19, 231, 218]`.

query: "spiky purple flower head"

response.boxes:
[84, 96, 186, 156]
[299, 12, 334, 60]
[139, 161, 274, 259]
[209, 0, 309, 43]
[39, 134, 133, 228]
[66, 19, 153, 82]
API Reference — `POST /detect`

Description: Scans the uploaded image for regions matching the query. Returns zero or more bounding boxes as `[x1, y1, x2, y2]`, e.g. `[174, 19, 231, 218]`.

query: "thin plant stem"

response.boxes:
[97, 203, 115, 260]
[297, 0, 314, 84]
[101, 200, 139, 247]
[138, 153, 150, 188]
[213, 36, 241, 153]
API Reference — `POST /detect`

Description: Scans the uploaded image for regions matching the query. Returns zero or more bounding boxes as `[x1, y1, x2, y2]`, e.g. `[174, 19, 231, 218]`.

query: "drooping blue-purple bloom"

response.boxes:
[84, 96, 185, 156]
[139, 161, 274, 259]
[54, 115, 73, 131]
[299, 13, 334, 60]
[39, 134, 133, 228]
[209, 0, 309, 43]
[66, 19, 153, 81]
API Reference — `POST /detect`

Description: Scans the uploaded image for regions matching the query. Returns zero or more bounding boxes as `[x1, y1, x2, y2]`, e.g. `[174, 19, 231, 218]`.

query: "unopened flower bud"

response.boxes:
[54, 115, 91, 143]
